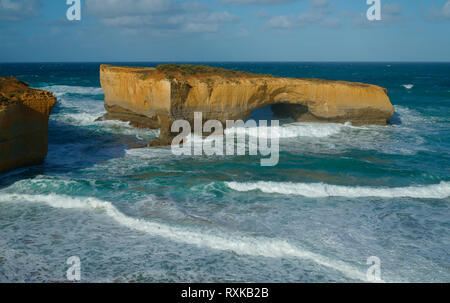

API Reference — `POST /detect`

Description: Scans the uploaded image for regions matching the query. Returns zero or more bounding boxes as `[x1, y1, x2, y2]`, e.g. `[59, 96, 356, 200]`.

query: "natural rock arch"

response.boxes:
[99, 64, 394, 146]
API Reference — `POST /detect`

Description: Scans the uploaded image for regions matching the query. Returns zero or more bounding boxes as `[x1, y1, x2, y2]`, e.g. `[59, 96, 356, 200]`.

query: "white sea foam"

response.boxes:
[53, 112, 102, 126]
[225, 122, 343, 139]
[125, 146, 170, 159]
[0, 192, 371, 282]
[51, 111, 159, 139]
[40, 85, 103, 97]
[225, 181, 450, 199]
[41, 85, 158, 141]
[276, 105, 435, 156]
[53, 112, 129, 128]
[394, 105, 436, 127]
[402, 84, 414, 90]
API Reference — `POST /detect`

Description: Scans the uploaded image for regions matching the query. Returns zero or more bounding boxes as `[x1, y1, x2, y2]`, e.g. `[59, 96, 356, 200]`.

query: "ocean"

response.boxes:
[0, 62, 449, 282]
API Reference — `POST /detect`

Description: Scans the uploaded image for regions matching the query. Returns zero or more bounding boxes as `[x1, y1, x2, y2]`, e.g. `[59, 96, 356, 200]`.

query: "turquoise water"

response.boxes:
[0, 63, 449, 282]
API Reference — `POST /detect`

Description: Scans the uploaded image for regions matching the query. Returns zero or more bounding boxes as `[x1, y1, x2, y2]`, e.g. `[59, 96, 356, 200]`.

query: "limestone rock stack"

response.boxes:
[0, 77, 56, 174]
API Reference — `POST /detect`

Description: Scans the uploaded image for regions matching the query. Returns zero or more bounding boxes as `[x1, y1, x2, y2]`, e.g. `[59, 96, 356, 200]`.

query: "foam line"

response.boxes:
[225, 122, 343, 139]
[225, 181, 450, 199]
[0, 193, 371, 282]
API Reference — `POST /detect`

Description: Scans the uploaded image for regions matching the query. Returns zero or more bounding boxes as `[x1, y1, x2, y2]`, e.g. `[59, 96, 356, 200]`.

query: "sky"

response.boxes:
[0, 0, 449, 62]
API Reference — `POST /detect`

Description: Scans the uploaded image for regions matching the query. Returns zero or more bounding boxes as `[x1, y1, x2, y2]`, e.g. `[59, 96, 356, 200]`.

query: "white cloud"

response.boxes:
[267, 15, 296, 28]
[441, 0, 450, 19]
[254, 9, 270, 19]
[223, 0, 301, 5]
[86, 0, 174, 17]
[311, 0, 328, 8]
[236, 25, 251, 37]
[383, 3, 402, 17]
[427, 0, 450, 21]
[267, 2, 338, 29]
[320, 18, 341, 28]
[0, 0, 40, 21]
[87, 0, 239, 34]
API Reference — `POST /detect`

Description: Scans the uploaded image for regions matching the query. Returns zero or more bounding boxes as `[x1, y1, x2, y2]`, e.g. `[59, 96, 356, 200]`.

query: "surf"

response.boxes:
[225, 181, 450, 199]
[225, 122, 344, 139]
[0, 192, 372, 282]
[40, 85, 104, 97]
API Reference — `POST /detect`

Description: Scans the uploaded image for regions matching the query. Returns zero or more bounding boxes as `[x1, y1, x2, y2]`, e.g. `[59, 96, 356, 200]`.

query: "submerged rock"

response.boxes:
[100, 64, 394, 145]
[0, 77, 56, 174]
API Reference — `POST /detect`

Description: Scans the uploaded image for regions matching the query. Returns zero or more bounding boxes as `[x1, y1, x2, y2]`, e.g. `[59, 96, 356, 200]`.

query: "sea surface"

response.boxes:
[0, 62, 449, 282]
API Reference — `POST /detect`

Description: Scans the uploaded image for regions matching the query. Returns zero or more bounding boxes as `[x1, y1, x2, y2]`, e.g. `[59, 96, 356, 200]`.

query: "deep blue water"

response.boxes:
[0, 62, 449, 282]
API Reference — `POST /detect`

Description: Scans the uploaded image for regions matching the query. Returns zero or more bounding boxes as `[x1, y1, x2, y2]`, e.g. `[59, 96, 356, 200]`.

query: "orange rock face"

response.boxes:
[100, 64, 394, 144]
[0, 77, 56, 174]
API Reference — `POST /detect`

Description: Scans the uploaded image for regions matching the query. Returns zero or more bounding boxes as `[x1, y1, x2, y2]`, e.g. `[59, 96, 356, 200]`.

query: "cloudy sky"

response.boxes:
[0, 0, 449, 62]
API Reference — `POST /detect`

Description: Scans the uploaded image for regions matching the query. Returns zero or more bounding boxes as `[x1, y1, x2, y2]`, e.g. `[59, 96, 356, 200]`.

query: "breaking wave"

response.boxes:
[402, 84, 414, 90]
[40, 85, 104, 97]
[225, 122, 344, 139]
[0, 192, 371, 282]
[52, 112, 104, 127]
[225, 181, 450, 199]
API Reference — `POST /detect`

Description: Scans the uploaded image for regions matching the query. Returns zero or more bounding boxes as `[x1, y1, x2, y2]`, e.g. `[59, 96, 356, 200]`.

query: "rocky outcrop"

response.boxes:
[100, 64, 394, 145]
[0, 77, 56, 174]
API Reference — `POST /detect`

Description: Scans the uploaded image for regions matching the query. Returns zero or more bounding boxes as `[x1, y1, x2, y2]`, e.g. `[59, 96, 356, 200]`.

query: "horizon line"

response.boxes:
[1, 61, 450, 64]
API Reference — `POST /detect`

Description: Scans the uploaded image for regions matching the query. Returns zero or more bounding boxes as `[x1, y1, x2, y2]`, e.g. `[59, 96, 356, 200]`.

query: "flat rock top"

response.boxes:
[100, 64, 376, 89]
[0, 77, 29, 104]
[0, 76, 55, 106]
[101, 64, 263, 78]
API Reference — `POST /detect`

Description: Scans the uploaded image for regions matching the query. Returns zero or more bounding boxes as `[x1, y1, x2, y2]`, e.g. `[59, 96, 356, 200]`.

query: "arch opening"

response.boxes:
[246, 103, 313, 125]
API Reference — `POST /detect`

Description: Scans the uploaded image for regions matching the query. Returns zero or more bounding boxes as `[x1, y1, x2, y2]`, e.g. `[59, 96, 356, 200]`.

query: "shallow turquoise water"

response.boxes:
[0, 63, 449, 282]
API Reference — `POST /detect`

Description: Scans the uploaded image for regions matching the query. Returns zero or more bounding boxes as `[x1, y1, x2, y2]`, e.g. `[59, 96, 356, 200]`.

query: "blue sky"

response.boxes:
[0, 0, 449, 62]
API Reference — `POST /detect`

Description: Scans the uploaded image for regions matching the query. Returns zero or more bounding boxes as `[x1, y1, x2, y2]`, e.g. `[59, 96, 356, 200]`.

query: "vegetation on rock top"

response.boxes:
[156, 64, 272, 78]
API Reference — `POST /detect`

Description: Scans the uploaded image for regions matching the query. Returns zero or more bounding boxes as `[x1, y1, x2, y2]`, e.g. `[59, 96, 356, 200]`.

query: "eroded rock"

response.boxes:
[100, 64, 394, 146]
[0, 77, 56, 174]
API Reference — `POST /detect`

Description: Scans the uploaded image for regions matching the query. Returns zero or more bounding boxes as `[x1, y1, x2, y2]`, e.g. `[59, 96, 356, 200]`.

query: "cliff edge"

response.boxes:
[0, 77, 56, 174]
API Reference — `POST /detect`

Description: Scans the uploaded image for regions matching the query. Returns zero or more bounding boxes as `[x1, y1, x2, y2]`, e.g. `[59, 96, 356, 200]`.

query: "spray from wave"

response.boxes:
[225, 181, 450, 199]
[0, 192, 372, 282]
